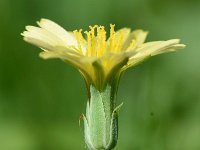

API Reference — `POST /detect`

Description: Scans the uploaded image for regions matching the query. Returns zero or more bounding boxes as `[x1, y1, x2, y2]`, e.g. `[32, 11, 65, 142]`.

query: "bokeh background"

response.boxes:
[0, 0, 200, 149]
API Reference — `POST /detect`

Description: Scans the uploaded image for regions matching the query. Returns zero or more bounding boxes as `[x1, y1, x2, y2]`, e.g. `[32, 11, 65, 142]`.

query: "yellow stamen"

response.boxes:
[109, 24, 115, 51]
[97, 26, 106, 57]
[73, 29, 84, 54]
[74, 24, 125, 57]
[109, 24, 124, 52]
[84, 31, 91, 56]
[89, 25, 97, 56]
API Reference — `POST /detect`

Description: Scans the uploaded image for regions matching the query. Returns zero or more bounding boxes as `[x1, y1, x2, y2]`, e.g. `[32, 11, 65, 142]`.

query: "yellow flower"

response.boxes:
[22, 19, 186, 150]
[22, 19, 185, 91]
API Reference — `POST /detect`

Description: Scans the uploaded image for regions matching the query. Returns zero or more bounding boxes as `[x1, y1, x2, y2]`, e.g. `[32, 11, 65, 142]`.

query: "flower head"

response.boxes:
[22, 19, 186, 150]
[22, 19, 185, 91]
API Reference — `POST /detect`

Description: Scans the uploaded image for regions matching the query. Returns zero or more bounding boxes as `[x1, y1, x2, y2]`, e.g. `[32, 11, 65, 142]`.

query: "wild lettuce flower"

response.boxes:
[22, 19, 185, 150]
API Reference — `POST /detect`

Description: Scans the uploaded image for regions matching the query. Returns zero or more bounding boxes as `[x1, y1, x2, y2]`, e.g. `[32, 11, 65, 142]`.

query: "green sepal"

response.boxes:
[106, 103, 123, 150]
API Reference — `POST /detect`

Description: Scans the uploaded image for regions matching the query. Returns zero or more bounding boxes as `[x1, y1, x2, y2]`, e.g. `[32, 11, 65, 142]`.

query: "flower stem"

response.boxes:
[83, 85, 122, 150]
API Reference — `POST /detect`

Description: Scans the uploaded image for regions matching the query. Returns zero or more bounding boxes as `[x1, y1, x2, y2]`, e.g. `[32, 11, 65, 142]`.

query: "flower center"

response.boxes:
[73, 24, 125, 58]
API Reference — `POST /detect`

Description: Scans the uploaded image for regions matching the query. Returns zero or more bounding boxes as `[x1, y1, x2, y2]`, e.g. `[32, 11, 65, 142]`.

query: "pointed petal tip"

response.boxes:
[121, 27, 131, 32]
[25, 25, 33, 30]
[25, 25, 40, 32]
[171, 39, 186, 48]
[40, 18, 48, 21]
[167, 39, 180, 43]
[37, 18, 51, 25]
[20, 32, 25, 36]
[21, 30, 30, 37]
[177, 43, 186, 48]
[39, 52, 50, 59]
[22, 36, 31, 42]
[133, 29, 149, 34]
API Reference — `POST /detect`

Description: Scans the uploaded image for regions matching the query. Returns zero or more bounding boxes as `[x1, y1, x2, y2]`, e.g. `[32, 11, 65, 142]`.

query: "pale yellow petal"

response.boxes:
[132, 30, 148, 46]
[37, 18, 78, 47]
[151, 44, 186, 56]
[122, 29, 148, 50]
[22, 26, 81, 57]
[104, 53, 128, 81]
[115, 28, 131, 45]
[107, 27, 131, 52]
[97, 52, 126, 77]
[40, 46, 80, 58]
[40, 51, 94, 80]
[22, 26, 61, 46]
[22, 31, 61, 52]
[133, 39, 183, 58]
[124, 39, 185, 69]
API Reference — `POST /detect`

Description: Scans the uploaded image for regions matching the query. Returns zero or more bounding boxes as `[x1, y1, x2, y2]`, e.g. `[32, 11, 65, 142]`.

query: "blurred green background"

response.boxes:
[0, 0, 200, 149]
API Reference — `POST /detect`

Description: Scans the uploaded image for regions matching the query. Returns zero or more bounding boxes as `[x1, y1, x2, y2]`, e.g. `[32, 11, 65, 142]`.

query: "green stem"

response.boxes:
[83, 85, 122, 150]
